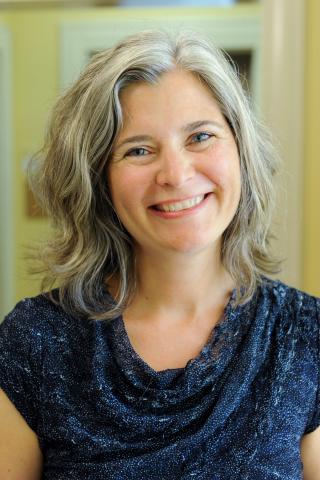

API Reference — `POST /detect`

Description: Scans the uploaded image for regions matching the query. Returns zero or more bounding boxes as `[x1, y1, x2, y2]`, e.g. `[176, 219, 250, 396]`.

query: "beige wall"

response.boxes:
[304, 0, 320, 296]
[0, 1, 319, 307]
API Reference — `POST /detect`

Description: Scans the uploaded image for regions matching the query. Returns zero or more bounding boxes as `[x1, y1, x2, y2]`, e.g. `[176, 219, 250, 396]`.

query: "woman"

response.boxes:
[0, 30, 319, 479]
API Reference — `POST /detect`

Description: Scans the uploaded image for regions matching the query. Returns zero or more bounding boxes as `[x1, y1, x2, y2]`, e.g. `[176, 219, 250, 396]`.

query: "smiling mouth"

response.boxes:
[152, 194, 210, 212]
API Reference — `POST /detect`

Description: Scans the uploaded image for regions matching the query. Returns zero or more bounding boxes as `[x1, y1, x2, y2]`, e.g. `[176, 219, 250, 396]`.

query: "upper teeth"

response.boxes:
[156, 195, 205, 212]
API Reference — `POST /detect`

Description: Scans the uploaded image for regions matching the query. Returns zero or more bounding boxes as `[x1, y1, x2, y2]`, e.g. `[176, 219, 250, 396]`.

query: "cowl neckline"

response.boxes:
[107, 287, 257, 394]
[102, 282, 278, 454]
[116, 287, 238, 377]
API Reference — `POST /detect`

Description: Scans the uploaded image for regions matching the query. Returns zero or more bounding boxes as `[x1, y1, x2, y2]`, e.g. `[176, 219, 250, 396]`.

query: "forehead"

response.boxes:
[120, 69, 215, 104]
[118, 69, 226, 131]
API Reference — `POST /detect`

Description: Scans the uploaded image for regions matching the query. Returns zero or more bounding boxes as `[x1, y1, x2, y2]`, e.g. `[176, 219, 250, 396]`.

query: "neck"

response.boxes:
[126, 246, 234, 325]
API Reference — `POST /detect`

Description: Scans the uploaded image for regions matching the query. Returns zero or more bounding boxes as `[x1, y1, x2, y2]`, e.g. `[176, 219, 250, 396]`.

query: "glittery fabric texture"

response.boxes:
[0, 278, 319, 480]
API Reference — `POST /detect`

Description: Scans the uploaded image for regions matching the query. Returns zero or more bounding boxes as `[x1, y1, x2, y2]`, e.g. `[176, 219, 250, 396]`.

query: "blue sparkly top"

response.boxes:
[0, 278, 319, 480]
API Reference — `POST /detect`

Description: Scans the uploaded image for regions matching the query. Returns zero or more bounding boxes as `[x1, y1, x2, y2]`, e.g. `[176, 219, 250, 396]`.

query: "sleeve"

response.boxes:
[304, 297, 320, 434]
[0, 299, 43, 433]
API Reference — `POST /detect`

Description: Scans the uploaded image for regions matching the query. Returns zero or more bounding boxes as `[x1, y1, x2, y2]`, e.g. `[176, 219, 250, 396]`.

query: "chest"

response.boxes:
[37, 318, 316, 479]
[121, 312, 223, 372]
[39, 365, 306, 479]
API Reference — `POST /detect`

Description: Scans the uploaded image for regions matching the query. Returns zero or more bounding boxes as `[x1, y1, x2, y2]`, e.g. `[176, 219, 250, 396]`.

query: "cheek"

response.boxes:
[108, 166, 145, 212]
[205, 144, 241, 189]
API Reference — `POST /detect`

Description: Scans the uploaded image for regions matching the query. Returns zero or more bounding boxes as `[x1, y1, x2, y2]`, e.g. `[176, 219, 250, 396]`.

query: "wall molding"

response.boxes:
[60, 10, 261, 102]
[0, 25, 14, 318]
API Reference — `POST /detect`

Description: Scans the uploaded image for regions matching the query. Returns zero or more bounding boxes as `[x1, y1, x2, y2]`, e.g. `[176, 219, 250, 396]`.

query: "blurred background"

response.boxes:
[0, 0, 319, 318]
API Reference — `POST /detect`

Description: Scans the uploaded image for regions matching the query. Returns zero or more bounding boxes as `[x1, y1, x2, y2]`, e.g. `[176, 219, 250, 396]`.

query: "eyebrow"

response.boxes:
[182, 120, 224, 132]
[114, 120, 224, 150]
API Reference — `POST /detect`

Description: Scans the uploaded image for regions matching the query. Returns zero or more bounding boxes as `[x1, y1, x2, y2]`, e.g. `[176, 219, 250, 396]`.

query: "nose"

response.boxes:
[155, 148, 195, 187]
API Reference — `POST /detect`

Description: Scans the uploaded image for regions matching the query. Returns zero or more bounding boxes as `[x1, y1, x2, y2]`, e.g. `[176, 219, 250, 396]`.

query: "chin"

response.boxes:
[164, 236, 219, 255]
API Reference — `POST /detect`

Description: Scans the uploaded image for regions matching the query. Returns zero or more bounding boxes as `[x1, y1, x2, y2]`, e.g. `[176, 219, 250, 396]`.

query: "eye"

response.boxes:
[190, 132, 213, 144]
[125, 147, 150, 158]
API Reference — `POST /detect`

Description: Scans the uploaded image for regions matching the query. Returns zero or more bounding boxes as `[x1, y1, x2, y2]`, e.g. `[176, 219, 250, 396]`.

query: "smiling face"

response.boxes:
[108, 69, 241, 260]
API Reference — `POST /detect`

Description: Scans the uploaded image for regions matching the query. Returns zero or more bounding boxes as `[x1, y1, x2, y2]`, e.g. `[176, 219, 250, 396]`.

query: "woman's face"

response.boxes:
[108, 69, 241, 258]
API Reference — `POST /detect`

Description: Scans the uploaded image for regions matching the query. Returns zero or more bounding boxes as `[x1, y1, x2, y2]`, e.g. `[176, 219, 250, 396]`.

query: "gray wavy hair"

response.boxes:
[29, 29, 280, 320]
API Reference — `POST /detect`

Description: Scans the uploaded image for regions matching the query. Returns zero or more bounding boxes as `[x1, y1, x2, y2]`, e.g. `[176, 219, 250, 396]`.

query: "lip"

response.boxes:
[149, 192, 213, 219]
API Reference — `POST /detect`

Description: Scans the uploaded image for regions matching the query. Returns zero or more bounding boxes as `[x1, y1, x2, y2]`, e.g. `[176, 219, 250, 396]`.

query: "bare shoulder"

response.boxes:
[0, 389, 43, 480]
[301, 426, 320, 480]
